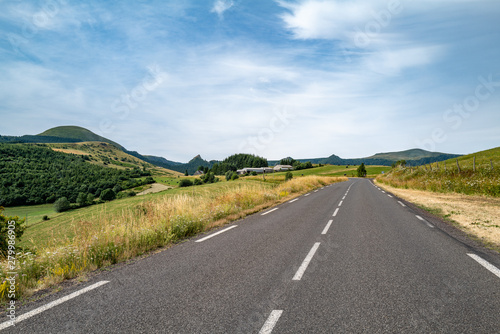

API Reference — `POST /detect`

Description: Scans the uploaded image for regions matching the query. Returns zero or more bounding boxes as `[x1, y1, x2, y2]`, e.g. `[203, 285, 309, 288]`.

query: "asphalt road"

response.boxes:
[3, 178, 500, 333]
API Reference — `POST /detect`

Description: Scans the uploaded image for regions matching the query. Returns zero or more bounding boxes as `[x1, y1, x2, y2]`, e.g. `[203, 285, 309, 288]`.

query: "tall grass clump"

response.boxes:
[0, 175, 346, 303]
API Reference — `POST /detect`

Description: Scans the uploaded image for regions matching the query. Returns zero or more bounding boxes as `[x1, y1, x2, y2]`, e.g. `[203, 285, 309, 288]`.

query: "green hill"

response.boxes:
[378, 146, 500, 197]
[38, 126, 124, 150]
[443, 146, 500, 169]
[365, 149, 453, 161]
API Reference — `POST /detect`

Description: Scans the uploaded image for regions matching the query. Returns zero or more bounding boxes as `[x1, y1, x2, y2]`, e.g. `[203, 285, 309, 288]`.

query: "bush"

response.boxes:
[194, 178, 203, 185]
[231, 173, 239, 181]
[357, 163, 367, 177]
[285, 171, 293, 181]
[179, 179, 193, 187]
[76, 192, 88, 207]
[42, 215, 49, 221]
[225, 171, 233, 181]
[54, 197, 71, 213]
[0, 207, 25, 257]
[100, 189, 116, 201]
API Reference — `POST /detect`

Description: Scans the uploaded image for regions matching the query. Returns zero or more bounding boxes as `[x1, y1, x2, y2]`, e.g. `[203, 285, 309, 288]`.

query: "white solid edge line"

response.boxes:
[398, 201, 406, 207]
[0, 281, 110, 330]
[321, 220, 334, 235]
[293, 242, 321, 281]
[195, 225, 238, 242]
[289, 198, 299, 203]
[332, 208, 339, 217]
[467, 254, 500, 279]
[261, 207, 279, 216]
[259, 310, 284, 334]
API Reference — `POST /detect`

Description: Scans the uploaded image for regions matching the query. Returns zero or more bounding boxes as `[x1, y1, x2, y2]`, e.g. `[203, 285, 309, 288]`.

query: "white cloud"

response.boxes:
[278, 0, 387, 40]
[211, 0, 234, 19]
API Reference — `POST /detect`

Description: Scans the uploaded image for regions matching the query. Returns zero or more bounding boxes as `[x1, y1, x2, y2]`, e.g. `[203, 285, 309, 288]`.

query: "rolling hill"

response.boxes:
[38, 126, 125, 150]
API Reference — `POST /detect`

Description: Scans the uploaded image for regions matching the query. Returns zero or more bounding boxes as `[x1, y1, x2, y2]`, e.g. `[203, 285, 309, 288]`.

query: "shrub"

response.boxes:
[54, 197, 71, 213]
[100, 189, 116, 201]
[42, 215, 49, 221]
[285, 171, 293, 181]
[0, 207, 26, 257]
[179, 179, 193, 187]
[194, 179, 202, 186]
[231, 173, 239, 181]
[76, 192, 88, 207]
[357, 163, 367, 177]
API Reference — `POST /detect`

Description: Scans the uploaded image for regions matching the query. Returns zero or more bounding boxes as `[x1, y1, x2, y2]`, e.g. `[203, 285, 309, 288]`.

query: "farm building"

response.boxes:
[273, 165, 294, 172]
[236, 167, 274, 175]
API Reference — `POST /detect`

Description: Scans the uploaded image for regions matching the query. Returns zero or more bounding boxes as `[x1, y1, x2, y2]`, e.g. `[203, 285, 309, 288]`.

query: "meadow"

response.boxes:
[1, 174, 346, 303]
[377, 147, 500, 197]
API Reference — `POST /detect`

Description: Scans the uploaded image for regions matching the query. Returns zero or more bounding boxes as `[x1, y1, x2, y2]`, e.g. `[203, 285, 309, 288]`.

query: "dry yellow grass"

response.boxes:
[1, 175, 346, 301]
[375, 180, 500, 251]
[51, 148, 90, 155]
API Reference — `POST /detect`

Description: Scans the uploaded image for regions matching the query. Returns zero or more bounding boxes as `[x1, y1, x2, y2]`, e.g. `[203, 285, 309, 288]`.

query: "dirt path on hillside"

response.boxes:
[375, 180, 500, 252]
[137, 183, 172, 195]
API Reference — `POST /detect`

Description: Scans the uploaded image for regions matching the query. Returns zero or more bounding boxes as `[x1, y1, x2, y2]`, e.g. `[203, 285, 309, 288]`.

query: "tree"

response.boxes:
[357, 163, 367, 177]
[225, 171, 233, 181]
[86, 193, 95, 205]
[54, 197, 71, 212]
[76, 192, 88, 207]
[184, 170, 189, 176]
[0, 207, 25, 257]
[100, 189, 116, 201]
[285, 171, 293, 181]
[179, 179, 193, 187]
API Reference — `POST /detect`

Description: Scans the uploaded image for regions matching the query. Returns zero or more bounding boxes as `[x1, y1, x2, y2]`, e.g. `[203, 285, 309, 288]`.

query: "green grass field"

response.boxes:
[3, 204, 59, 228]
[378, 147, 500, 196]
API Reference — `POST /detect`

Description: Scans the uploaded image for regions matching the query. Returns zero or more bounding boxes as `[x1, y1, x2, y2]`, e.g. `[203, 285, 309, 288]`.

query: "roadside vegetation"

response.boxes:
[377, 147, 500, 197]
[0, 174, 346, 303]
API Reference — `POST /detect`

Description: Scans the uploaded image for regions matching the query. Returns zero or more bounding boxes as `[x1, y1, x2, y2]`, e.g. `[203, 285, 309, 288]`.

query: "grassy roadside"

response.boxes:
[375, 180, 500, 253]
[377, 147, 500, 197]
[0, 175, 347, 303]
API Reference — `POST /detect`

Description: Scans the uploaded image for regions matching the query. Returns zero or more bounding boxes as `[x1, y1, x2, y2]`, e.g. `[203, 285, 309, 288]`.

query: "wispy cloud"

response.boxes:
[211, 0, 234, 19]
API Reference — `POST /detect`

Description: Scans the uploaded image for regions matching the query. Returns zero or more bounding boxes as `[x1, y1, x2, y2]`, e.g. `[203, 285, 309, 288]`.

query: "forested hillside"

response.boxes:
[0, 144, 153, 207]
[211, 154, 268, 175]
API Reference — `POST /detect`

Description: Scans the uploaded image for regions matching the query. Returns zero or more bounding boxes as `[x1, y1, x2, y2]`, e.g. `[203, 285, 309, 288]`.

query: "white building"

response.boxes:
[236, 167, 274, 175]
[273, 165, 294, 172]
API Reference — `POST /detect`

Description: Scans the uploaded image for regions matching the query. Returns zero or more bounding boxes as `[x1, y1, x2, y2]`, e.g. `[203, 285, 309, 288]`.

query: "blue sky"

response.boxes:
[1, 0, 499, 162]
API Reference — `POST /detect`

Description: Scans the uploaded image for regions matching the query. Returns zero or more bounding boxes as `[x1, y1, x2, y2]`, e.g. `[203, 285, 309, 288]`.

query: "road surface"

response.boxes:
[2, 178, 499, 333]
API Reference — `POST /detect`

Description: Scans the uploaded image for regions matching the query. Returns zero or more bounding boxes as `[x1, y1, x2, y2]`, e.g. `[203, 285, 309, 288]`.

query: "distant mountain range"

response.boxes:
[0, 126, 462, 173]
[272, 149, 462, 167]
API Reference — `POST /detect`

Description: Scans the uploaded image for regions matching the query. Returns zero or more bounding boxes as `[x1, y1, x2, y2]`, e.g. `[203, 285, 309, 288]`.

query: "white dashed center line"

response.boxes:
[293, 243, 321, 281]
[321, 220, 334, 235]
[259, 310, 283, 334]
